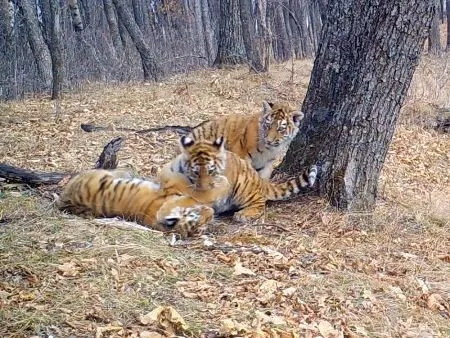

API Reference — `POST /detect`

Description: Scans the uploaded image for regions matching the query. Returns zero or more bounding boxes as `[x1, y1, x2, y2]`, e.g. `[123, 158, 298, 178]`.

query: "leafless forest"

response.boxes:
[0, 0, 329, 100]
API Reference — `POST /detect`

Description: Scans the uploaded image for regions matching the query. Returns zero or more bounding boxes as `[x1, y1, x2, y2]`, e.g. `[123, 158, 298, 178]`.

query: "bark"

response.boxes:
[48, 0, 63, 100]
[112, 0, 161, 81]
[102, 0, 122, 54]
[200, 0, 215, 63]
[213, 0, 245, 66]
[0, 0, 15, 99]
[273, 3, 291, 61]
[17, 0, 52, 88]
[68, 0, 83, 31]
[278, 0, 435, 212]
[240, 0, 266, 72]
[428, 0, 442, 54]
[447, 0, 450, 50]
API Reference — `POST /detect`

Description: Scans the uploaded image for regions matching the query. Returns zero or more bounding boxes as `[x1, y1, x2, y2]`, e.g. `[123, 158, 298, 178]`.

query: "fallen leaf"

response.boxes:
[282, 287, 297, 297]
[57, 262, 79, 277]
[220, 318, 250, 335]
[233, 262, 255, 276]
[390, 286, 406, 301]
[254, 310, 286, 325]
[140, 306, 188, 335]
[317, 320, 342, 338]
[95, 324, 122, 338]
[140, 331, 165, 338]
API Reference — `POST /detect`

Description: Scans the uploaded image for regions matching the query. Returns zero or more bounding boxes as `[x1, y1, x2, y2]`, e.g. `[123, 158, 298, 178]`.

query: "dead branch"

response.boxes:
[0, 137, 124, 186]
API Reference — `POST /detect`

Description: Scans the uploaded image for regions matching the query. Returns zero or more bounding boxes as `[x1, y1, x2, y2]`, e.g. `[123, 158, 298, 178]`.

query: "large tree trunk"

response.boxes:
[428, 0, 442, 55]
[17, 0, 52, 88]
[239, 0, 266, 72]
[200, 0, 215, 63]
[213, 0, 245, 66]
[48, 0, 64, 100]
[278, 0, 435, 212]
[112, 0, 161, 81]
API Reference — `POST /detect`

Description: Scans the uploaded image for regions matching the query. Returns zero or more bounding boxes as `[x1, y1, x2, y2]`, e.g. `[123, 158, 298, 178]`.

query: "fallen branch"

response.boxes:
[80, 120, 209, 135]
[0, 137, 124, 186]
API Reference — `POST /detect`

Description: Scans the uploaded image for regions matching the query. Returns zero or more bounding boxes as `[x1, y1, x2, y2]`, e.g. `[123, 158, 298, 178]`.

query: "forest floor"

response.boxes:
[0, 57, 449, 338]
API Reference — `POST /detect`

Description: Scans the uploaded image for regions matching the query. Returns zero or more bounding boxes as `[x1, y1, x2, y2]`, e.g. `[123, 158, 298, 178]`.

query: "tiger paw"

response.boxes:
[233, 209, 265, 224]
[163, 205, 214, 238]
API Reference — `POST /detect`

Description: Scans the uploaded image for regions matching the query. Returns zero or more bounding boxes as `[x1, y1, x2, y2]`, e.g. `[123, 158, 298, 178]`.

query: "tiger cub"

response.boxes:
[57, 169, 214, 238]
[187, 101, 304, 179]
[158, 135, 317, 224]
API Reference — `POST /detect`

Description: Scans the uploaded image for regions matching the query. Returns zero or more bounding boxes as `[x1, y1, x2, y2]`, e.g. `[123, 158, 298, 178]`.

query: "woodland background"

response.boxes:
[1, 0, 448, 100]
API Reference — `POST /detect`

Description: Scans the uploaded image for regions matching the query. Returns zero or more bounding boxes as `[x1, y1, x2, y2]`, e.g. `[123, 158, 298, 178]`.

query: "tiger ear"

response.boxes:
[262, 101, 274, 114]
[180, 135, 195, 149]
[292, 111, 304, 126]
[212, 136, 225, 150]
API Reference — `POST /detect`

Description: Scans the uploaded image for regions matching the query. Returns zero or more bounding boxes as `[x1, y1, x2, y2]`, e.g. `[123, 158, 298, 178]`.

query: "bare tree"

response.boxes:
[278, 0, 435, 213]
[17, 0, 52, 88]
[447, 0, 450, 50]
[112, 0, 161, 81]
[214, 0, 246, 66]
[240, 0, 266, 71]
[200, 0, 215, 62]
[102, 0, 122, 56]
[0, 0, 15, 98]
[48, 0, 63, 99]
[429, 0, 442, 55]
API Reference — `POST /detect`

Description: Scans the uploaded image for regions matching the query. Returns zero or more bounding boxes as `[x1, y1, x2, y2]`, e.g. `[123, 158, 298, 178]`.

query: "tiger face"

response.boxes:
[261, 101, 304, 148]
[179, 135, 227, 191]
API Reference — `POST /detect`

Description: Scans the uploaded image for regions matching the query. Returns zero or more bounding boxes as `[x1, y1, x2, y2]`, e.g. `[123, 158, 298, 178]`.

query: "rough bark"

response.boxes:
[200, 0, 215, 63]
[0, 0, 15, 99]
[17, 0, 52, 88]
[214, 0, 246, 66]
[429, 0, 442, 55]
[447, 0, 450, 50]
[68, 0, 83, 31]
[112, 0, 161, 81]
[273, 3, 291, 61]
[240, 0, 266, 72]
[48, 0, 64, 100]
[103, 0, 122, 52]
[278, 0, 435, 212]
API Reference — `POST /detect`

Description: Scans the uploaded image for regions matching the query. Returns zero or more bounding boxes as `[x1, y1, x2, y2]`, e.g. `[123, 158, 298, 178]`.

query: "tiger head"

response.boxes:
[179, 135, 227, 191]
[260, 101, 304, 148]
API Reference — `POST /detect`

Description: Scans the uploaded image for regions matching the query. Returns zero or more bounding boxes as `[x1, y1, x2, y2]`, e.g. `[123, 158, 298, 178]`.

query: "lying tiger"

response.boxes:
[185, 101, 303, 179]
[158, 135, 317, 224]
[57, 169, 214, 238]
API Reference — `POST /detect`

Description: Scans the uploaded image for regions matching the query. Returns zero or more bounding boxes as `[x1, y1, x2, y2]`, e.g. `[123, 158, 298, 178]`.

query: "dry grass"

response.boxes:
[0, 58, 449, 338]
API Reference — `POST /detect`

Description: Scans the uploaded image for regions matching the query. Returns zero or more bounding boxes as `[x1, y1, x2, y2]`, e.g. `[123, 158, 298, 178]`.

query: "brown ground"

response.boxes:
[0, 57, 449, 338]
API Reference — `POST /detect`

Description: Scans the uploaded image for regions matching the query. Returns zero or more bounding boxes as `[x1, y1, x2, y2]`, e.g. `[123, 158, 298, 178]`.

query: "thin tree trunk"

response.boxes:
[200, 0, 215, 63]
[278, 0, 435, 213]
[240, 0, 266, 72]
[48, 0, 63, 100]
[214, 0, 245, 66]
[103, 0, 122, 54]
[447, 0, 450, 50]
[0, 0, 16, 99]
[429, 0, 442, 54]
[68, 0, 83, 31]
[112, 0, 161, 81]
[17, 0, 52, 88]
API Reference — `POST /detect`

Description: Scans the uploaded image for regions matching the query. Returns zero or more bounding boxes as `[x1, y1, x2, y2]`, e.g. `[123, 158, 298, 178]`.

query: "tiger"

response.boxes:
[57, 168, 215, 238]
[186, 101, 304, 179]
[158, 135, 317, 224]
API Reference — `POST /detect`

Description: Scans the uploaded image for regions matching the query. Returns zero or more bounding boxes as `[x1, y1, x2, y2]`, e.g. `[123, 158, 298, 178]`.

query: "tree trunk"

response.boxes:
[239, 0, 266, 72]
[102, 0, 122, 55]
[200, 0, 215, 63]
[0, 0, 16, 99]
[68, 0, 83, 31]
[214, 0, 245, 66]
[447, 0, 450, 50]
[278, 0, 435, 212]
[428, 0, 442, 55]
[17, 0, 52, 88]
[48, 0, 64, 100]
[112, 0, 161, 81]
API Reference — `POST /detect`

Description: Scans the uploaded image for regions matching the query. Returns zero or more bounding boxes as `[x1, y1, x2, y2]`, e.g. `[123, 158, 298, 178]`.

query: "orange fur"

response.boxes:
[58, 169, 214, 238]
[159, 136, 317, 224]
[188, 101, 304, 179]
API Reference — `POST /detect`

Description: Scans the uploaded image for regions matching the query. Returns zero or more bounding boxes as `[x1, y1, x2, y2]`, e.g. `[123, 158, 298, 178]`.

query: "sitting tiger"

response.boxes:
[158, 135, 317, 224]
[57, 169, 214, 238]
[186, 101, 303, 179]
